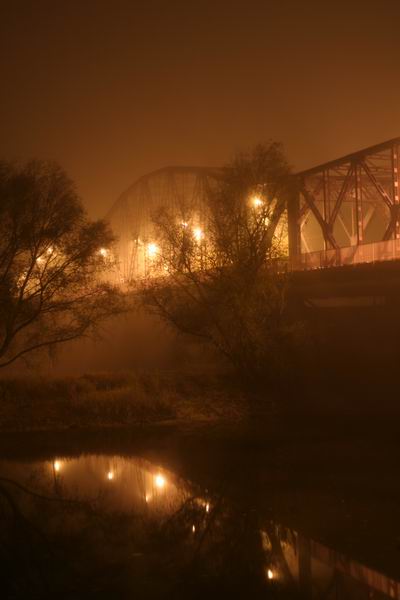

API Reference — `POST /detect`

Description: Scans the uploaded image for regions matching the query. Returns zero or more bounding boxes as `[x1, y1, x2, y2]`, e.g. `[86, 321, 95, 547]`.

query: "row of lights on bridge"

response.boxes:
[145, 196, 264, 260]
[96, 195, 265, 266]
[146, 223, 205, 259]
[36, 196, 265, 269]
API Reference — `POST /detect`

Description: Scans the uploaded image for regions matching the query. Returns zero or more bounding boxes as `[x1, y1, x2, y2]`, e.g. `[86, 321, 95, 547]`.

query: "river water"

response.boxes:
[0, 423, 399, 599]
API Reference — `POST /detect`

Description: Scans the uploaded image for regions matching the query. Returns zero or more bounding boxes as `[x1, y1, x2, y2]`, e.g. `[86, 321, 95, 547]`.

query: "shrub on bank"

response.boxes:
[0, 369, 248, 432]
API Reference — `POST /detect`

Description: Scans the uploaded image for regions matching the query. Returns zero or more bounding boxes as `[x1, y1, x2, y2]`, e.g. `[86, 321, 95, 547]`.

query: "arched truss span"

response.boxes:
[106, 166, 220, 282]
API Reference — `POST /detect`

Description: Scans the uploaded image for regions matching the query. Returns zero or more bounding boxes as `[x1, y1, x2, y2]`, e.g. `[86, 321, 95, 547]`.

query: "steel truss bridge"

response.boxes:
[288, 137, 400, 270]
[107, 137, 400, 284]
[107, 166, 220, 282]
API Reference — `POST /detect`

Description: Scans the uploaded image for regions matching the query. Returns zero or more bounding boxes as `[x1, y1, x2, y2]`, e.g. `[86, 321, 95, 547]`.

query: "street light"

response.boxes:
[193, 227, 204, 242]
[147, 242, 159, 258]
[154, 474, 166, 488]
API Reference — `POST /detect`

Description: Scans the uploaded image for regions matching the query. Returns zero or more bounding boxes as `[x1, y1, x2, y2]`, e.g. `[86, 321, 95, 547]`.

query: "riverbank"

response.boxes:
[0, 369, 251, 433]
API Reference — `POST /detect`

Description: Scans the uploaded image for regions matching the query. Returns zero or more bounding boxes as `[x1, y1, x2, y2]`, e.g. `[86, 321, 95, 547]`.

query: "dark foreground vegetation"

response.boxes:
[141, 143, 304, 383]
[0, 146, 303, 389]
[0, 369, 250, 432]
[0, 160, 125, 369]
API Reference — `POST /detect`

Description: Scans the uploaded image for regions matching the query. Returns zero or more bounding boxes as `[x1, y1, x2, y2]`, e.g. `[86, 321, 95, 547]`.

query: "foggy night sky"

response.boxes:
[1, 0, 400, 218]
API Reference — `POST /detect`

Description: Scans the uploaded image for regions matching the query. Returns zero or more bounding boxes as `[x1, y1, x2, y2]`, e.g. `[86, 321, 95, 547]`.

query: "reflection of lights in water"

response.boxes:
[155, 474, 166, 489]
[43, 457, 194, 517]
[192, 525, 196, 533]
[181, 221, 188, 228]
[267, 569, 274, 580]
[205, 503, 210, 513]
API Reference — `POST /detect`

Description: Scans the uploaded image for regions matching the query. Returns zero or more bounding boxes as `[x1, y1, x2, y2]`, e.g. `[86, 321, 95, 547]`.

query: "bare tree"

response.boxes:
[0, 160, 124, 368]
[140, 143, 303, 381]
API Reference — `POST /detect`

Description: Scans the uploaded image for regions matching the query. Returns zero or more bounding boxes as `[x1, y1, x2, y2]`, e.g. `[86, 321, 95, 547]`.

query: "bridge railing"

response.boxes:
[291, 239, 400, 271]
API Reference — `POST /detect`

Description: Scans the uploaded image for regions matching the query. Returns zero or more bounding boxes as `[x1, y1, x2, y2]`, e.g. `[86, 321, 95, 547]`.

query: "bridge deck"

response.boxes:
[292, 239, 400, 270]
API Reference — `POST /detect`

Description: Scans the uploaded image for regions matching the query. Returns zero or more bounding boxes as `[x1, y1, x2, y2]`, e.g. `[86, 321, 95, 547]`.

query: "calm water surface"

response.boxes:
[0, 426, 399, 599]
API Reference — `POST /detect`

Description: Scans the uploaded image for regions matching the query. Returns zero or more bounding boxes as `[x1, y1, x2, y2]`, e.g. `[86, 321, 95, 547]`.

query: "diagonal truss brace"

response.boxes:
[300, 184, 338, 249]
[328, 164, 354, 228]
[360, 160, 397, 241]
[360, 161, 392, 209]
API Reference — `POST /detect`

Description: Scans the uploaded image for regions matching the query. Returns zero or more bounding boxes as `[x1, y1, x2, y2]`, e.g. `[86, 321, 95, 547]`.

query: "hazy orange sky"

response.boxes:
[1, 0, 400, 218]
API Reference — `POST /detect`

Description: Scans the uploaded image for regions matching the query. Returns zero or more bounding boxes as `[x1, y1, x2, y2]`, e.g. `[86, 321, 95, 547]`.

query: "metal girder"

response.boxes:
[297, 137, 400, 179]
[300, 185, 338, 249]
[291, 137, 400, 260]
[354, 163, 363, 244]
[328, 164, 354, 227]
[360, 161, 392, 209]
[391, 144, 400, 239]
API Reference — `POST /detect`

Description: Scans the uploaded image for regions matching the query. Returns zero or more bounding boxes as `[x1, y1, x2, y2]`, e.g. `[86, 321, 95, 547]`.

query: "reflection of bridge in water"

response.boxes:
[107, 138, 400, 303]
[271, 524, 400, 599]
[1, 453, 398, 599]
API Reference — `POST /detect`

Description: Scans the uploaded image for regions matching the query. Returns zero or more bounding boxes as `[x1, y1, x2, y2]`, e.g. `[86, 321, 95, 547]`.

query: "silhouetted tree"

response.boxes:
[0, 160, 124, 368]
[140, 142, 303, 381]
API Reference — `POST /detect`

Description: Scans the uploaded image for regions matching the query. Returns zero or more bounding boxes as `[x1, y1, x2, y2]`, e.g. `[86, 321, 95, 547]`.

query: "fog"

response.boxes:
[48, 312, 211, 376]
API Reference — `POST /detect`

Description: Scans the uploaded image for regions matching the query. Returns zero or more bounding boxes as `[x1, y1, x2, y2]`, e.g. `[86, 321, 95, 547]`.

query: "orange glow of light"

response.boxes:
[192, 524, 196, 533]
[193, 227, 204, 242]
[147, 242, 159, 258]
[99, 247, 108, 257]
[252, 196, 263, 208]
[155, 474, 166, 489]
[54, 460, 61, 472]
[267, 569, 274, 580]
[107, 471, 114, 480]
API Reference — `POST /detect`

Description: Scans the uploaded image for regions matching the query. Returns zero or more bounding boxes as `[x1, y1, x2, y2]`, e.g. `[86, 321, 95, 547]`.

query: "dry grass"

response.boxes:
[0, 368, 249, 432]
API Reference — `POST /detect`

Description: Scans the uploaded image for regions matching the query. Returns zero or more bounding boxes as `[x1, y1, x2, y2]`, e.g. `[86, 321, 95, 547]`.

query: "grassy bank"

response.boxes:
[0, 369, 249, 432]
